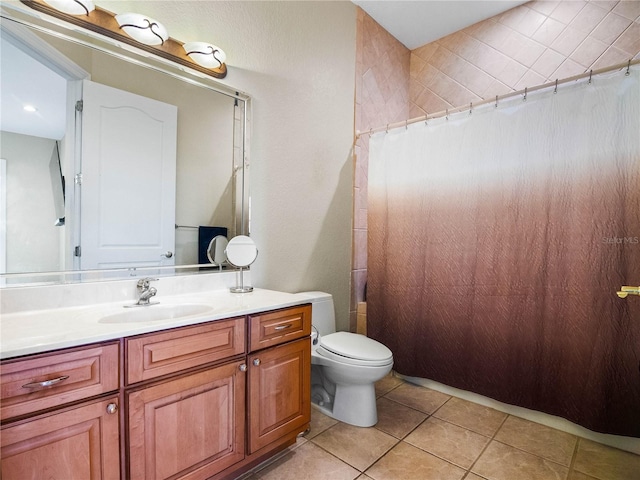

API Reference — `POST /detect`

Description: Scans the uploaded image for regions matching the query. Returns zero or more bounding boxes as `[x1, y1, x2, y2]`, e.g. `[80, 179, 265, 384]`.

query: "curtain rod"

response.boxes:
[356, 59, 639, 139]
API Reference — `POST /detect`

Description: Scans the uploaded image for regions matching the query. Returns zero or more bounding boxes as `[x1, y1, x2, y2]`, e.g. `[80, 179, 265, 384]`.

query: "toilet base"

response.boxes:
[310, 381, 378, 427]
[332, 382, 378, 427]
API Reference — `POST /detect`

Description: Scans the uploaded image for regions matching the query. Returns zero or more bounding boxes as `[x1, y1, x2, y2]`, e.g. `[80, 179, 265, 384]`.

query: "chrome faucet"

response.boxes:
[135, 277, 158, 306]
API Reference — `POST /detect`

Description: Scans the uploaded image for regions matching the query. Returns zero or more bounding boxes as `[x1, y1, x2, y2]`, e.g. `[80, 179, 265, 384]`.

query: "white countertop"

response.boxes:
[0, 288, 309, 360]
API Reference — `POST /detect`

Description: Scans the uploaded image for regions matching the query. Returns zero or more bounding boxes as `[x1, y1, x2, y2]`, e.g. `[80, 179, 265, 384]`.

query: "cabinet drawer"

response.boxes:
[126, 317, 245, 384]
[0, 342, 120, 421]
[249, 304, 311, 352]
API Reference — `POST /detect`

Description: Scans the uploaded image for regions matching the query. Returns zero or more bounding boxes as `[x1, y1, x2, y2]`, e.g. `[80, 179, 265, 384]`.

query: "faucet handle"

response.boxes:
[137, 277, 159, 289]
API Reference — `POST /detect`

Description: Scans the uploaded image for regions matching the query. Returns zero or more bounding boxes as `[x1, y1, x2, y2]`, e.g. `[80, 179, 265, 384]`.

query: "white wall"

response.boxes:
[0, 131, 61, 273]
[220, 2, 357, 331]
[107, 1, 358, 330]
[250, 3, 355, 331]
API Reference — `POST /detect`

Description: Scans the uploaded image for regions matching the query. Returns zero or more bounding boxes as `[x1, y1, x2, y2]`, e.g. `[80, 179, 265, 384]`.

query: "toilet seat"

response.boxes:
[317, 332, 393, 367]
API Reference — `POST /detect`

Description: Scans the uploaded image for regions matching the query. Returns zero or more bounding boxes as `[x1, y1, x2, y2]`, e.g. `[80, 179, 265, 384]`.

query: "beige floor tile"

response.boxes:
[311, 422, 398, 471]
[465, 474, 488, 480]
[375, 373, 404, 397]
[383, 382, 450, 414]
[305, 407, 339, 440]
[366, 442, 466, 480]
[374, 397, 427, 439]
[472, 441, 569, 480]
[568, 471, 599, 480]
[494, 416, 577, 466]
[254, 442, 359, 480]
[572, 439, 640, 480]
[404, 416, 490, 469]
[433, 397, 507, 437]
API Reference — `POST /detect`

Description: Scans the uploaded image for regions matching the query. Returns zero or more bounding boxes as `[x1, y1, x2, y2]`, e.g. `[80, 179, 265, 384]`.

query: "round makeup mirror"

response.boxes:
[225, 235, 258, 268]
[206, 235, 229, 268]
[225, 235, 258, 293]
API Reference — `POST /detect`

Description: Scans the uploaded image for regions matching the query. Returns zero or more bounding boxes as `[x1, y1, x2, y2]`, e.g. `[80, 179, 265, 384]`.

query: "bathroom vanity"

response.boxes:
[0, 288, 311, 480]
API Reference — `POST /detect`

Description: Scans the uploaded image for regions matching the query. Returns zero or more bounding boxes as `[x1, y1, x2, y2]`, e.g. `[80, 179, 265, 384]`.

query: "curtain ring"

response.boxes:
[368, 128, 373, 137]
[446, 108, 449, 121]
[554, 79, 558, 94]
[588, 70, 593, 84]
[495, 95, 498, 108]
[523, 87, 527, 101]
[386, 124, 389, 133]
[626, 59, 631, 76]
[424, 113, 428, 126]
[405, 119, 408, 130]
[469, 102, 473, 115]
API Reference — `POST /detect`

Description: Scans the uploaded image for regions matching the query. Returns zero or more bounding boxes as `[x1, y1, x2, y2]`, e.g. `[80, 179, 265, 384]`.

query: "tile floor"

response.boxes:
[239, 374, 640, 480]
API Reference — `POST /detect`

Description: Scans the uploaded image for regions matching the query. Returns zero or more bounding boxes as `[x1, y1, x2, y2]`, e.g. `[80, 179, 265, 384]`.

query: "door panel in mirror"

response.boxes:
[80, 79, 177, 270]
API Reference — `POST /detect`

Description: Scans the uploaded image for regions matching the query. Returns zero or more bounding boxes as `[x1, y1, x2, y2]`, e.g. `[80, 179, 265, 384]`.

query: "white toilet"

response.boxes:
[298, 291, 393, 427]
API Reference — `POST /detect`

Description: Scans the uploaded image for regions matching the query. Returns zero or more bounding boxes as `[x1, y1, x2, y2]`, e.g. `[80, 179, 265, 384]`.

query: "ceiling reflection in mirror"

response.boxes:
[0, 5, 251, 287]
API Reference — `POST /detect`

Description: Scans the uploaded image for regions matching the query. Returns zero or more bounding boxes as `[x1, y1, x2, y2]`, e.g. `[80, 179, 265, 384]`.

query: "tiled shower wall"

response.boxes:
[352, 9, 410, 330]
[352, 0, 640, 332]
[410, 0, 640, 118]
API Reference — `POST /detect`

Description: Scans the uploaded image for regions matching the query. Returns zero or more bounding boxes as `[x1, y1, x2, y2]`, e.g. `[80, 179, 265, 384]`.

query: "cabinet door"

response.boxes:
[1, 396, 120, 480]
[248, 337, 311, 453]
[128, 360, 245, 480]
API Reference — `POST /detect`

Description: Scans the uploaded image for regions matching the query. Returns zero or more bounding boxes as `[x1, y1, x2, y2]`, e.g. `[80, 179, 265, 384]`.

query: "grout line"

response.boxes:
[464, 412, 510, 477]
[308, 420, 401, 475]
[568, 437, 582, 478]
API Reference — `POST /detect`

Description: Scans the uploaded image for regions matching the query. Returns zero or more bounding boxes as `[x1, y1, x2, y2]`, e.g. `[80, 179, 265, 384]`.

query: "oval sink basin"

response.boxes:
[99, 303, 213, 324]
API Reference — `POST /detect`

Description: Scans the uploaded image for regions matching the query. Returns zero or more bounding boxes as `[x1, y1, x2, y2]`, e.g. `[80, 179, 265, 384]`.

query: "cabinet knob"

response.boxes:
[253, 358, 261, 366]
[239, 364, 247, 372]
[106, 403, 118, 415]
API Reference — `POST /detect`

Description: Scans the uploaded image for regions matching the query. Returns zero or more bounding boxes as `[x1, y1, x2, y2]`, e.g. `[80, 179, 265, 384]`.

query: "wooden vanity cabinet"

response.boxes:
[125, 317, 246, 480]
[247, 305, 311, 454]
[0, 342, 121, 480]
[1, 396, 121, 480]
[0, 304, 312, 480]
[127, 360, 246, 480]
[247, 337, 311, 453]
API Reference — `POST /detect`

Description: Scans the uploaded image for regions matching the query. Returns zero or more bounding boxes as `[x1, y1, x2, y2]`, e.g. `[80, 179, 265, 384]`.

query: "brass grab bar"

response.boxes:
[616, 286, 640, 298]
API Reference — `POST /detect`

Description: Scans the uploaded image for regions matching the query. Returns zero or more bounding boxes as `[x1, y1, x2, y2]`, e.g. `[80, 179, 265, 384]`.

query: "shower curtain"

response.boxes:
[367, 66, 640, 437]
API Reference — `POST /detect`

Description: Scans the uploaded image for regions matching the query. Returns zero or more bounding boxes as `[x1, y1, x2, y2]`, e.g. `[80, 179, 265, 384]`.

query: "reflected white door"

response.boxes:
[80, 79, 177, 270]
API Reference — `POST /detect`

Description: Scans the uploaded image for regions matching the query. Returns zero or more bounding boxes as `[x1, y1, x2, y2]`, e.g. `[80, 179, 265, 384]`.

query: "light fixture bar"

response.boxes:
[20, 0, 227, 79]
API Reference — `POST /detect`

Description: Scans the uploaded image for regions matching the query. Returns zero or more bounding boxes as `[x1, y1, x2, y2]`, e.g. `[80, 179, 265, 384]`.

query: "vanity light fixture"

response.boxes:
[115, 13, 168, 46]
[43, 0, 94, 15]
[183, 42, 226, 69]
[20, 0, 228, 79]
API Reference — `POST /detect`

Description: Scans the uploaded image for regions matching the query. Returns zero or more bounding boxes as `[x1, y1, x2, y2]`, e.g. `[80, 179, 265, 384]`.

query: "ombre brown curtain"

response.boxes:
[367, 67, 640, 437]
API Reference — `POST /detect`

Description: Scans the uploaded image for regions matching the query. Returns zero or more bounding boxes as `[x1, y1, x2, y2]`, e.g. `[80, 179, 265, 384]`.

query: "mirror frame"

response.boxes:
[0, 2, 252, 287]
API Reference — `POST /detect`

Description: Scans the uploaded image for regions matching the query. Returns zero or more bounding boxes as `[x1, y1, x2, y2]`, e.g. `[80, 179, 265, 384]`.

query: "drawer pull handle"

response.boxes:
[274, 324, 292, 331]
[253, 358, 261, 366]
[22, 375, 70, 389]
[106, 403, 118, 415]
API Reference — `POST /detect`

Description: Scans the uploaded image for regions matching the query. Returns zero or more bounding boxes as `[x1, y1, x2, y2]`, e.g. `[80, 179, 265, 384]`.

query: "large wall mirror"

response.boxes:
[0, 4, 250, 287]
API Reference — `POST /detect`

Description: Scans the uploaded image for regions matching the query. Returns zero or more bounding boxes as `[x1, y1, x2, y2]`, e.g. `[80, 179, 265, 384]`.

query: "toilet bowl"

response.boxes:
[298, 292, 393, 427]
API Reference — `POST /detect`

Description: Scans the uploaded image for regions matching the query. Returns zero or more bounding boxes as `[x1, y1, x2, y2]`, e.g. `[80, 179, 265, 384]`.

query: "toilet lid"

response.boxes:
[319, 332, 393, 366]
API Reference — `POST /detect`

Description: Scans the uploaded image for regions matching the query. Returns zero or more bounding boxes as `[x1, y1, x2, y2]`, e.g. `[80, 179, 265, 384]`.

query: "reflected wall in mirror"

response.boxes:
[0, 9, 250, 286]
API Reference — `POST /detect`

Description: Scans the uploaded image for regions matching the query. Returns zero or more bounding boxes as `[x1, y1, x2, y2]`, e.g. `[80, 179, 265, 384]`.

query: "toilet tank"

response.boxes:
[297, 291, 336, 337]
